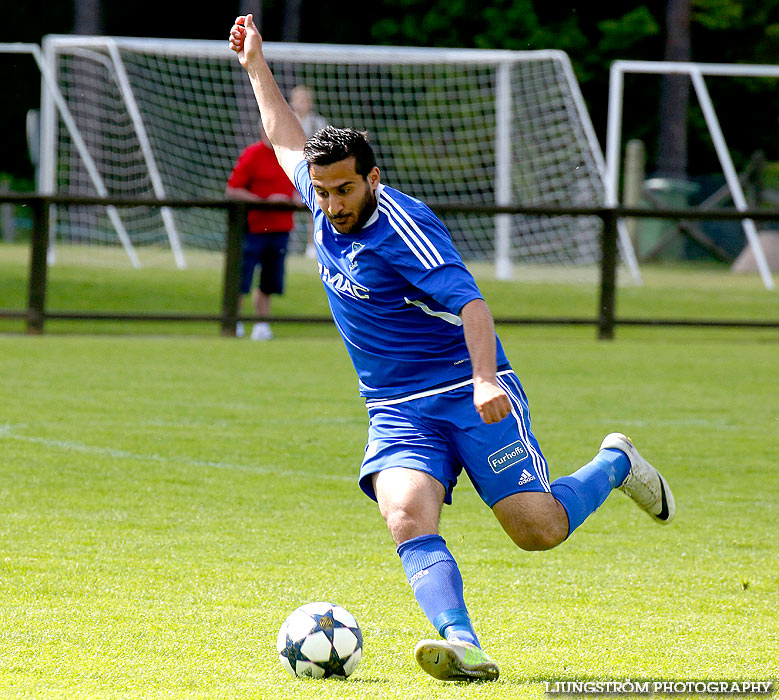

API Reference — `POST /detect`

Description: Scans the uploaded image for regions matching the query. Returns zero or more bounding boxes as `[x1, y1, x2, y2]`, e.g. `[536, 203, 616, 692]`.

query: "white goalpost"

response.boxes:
[1, 42, 144, 267]
[36, 35, 640, 280]
[605, 59, 778, 290]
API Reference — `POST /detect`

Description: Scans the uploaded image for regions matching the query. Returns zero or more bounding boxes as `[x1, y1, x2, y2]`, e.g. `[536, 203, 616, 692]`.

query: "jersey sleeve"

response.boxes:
[293, 159, 317, 212]
[378, 196, 483, 315]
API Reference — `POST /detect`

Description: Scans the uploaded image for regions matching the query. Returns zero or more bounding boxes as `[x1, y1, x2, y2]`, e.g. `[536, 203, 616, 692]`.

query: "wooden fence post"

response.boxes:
[26, 196, 50, 334]
[0, 177, 16, 242]
[598, 208, 619, 341]
[221, 202, 245, 337]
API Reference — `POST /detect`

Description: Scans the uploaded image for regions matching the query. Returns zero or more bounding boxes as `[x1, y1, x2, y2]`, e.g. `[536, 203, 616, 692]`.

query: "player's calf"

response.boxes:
[492, 491, 569, 551]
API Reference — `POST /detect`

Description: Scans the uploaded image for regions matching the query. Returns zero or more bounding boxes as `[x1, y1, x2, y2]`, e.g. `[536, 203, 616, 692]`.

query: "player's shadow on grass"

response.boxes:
[333, 676, 389, 685]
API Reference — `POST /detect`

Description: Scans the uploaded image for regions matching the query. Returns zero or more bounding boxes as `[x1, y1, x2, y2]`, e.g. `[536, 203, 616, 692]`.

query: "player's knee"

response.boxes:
[382, 503, 410, 533]
[374, 469, 444, 544]
[382, 504, 431, 544]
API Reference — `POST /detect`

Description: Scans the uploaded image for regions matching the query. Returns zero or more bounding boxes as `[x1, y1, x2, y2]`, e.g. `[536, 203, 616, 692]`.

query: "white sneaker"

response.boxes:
[250, 322, 273, 341]
[235, 321, 245, 338]
[601, 432, 675, 524]
[414, 639, 499, 682]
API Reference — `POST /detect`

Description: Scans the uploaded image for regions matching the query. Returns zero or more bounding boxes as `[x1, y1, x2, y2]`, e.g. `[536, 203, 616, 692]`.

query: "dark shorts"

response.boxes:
[240, 230, 290, 295]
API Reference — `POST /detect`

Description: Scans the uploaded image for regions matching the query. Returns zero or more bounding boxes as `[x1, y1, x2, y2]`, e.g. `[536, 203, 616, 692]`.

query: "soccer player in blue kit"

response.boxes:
[230, 15, 676, 682]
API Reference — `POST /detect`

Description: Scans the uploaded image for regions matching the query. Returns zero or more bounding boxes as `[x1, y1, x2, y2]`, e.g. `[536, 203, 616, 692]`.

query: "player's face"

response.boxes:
[310, 157, 380, 234]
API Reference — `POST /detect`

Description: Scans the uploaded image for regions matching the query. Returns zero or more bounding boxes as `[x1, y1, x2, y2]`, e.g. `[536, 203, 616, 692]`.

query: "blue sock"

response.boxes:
[397, 534, 480, 647]
[550, 448, 631, 537]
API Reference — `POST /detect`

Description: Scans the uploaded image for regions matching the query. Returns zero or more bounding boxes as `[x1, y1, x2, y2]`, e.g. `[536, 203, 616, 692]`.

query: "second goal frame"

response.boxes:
[605, 59, 777, 290]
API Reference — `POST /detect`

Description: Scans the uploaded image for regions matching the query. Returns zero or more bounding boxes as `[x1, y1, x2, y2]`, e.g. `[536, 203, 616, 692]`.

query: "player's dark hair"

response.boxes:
[304, 126, 376, 178]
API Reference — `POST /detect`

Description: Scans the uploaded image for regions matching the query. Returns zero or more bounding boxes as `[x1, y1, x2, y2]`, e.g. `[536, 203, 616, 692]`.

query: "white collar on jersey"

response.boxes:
[361, 183, 385, 229]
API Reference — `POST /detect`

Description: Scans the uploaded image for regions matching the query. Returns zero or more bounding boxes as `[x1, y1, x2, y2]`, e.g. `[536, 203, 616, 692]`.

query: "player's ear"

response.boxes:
[367, 167, 380, 190]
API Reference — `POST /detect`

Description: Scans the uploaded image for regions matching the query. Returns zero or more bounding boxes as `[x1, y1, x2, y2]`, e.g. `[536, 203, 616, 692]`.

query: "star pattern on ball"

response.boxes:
[312, 609, 364, 652]
[277, 603, 363, 678]
[309, 609, 343, 642]
[280, 634, 309, 674]
[317, 644, 350, 678]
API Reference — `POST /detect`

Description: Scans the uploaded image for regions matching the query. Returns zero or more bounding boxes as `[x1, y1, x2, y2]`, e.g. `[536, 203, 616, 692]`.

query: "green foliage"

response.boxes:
[477, 0, 543, 49]
[693, 0, 743, 30]
[368, 0, 779, 172]
[370, 0, 595, 56]
[0, 172, 34, 191]
[690, 0, 778, 68]
[597, 6, 661, 53]
[764, 160, 779, 190]
[372, 0, 485, 48]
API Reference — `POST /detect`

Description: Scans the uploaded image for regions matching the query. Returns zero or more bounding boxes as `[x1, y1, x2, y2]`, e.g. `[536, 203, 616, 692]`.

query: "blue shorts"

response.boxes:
[240, 230, 290, 295]
[359, 371, 551, 508]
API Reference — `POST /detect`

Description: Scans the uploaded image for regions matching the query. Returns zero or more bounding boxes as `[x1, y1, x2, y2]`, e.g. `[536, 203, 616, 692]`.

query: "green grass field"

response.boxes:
[0, 243, 777, 699]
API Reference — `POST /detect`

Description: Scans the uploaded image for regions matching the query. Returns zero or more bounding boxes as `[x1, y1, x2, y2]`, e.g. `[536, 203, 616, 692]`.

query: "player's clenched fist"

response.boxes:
[473, 380, 511, 424]
[229, 14, 262, 69]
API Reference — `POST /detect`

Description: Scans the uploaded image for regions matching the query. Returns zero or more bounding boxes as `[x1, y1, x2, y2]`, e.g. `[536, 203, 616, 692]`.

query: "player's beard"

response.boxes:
[329, 185, 377, 234]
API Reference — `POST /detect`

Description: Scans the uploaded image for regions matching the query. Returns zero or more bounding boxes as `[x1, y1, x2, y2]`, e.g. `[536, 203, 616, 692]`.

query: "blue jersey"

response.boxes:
[294, 160, 510, 400]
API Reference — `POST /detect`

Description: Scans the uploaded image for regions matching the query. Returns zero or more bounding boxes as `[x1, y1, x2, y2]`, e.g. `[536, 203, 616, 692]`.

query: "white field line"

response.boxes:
[602, 417, 741, 431]
[0, 424, 353, 482]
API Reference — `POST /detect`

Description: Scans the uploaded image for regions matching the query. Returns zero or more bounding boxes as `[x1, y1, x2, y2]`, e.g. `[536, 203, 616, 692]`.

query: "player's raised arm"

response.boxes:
[229, 14, 306, 181]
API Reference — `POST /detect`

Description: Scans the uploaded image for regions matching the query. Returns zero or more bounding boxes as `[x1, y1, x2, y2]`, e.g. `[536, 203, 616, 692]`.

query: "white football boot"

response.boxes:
[414, 639, 499, 682]
[601, 432, 675, 524]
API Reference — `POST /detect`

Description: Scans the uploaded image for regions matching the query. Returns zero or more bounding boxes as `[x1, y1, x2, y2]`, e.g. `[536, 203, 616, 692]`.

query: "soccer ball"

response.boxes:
[277, 602, 363, 678]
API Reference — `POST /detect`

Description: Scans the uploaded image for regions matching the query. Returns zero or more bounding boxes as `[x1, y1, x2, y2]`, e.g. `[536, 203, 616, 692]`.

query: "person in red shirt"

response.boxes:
[226, 124, 299, 340]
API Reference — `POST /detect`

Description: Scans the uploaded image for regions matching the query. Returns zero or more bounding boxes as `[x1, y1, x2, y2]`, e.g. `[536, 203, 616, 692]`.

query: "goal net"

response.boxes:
[40, 35, 637, 278]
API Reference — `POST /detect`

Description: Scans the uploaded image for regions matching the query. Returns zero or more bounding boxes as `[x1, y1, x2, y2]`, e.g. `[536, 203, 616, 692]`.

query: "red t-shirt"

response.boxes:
[227, 141, 296, 234]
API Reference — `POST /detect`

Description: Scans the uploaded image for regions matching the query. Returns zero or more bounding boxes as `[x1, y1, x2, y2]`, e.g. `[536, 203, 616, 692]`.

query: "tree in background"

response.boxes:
[0, 0, 776, 183]
[240, 0, 263, 28]
[368, 0, 778, 175]
[656, 0, 691, 179]
[73, 0, 103, 35]
[282, 0, 302, 41]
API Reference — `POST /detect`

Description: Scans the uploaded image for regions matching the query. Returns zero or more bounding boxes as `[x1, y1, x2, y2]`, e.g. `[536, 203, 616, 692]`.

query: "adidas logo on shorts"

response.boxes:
[517, 469, 536, 486]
